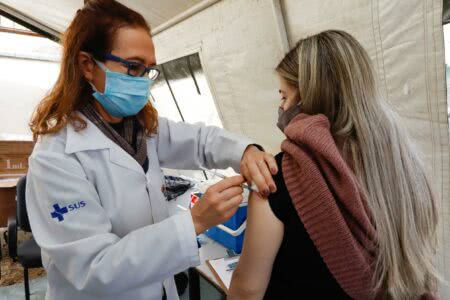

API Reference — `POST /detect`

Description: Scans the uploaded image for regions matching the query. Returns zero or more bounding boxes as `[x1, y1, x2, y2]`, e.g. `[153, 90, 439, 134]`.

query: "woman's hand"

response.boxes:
[191, 175, 245, 235]
[240, 145, 278, 198]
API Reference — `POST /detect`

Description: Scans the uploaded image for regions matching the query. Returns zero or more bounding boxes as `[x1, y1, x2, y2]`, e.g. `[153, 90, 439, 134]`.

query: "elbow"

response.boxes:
[228, 272, 265, 300]
[228, 286, 263, 300]
[72, 273, 119, 297]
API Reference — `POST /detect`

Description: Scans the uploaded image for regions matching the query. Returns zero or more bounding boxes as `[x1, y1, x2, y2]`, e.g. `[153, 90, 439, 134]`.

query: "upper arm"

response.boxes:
[156, 117, 251, 172]
[229, 192, 284, 299]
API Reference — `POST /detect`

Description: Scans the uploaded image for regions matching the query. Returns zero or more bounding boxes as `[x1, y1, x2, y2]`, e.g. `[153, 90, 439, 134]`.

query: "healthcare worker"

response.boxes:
[25, 1, 278, 299]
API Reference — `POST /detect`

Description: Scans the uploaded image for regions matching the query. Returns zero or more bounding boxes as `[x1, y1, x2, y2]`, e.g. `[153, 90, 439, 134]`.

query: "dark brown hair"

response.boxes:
[30, 0, 158, 140]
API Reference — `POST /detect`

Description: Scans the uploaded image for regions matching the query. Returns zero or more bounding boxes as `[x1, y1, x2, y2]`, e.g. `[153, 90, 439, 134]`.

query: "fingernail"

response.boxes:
[270, 184, 276, 192]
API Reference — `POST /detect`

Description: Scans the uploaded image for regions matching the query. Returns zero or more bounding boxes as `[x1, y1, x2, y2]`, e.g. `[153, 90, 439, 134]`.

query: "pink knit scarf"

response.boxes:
[281, 113, 377, 299]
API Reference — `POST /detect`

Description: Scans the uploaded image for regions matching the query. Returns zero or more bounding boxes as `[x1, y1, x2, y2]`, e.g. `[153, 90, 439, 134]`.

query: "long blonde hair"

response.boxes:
[276, 30, 439, 299]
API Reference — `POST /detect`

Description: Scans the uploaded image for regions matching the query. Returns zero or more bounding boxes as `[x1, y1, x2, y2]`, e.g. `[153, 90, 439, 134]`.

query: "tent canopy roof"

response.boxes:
[0, 0, 205, 34]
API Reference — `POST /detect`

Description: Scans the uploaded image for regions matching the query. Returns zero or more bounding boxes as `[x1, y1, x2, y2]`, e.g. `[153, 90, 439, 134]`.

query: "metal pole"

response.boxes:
[160, 64, 185, 122]
[0, 3, 60, 42]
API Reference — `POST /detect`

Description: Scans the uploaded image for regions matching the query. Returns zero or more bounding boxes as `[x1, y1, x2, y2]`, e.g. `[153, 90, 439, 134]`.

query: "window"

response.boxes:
[0, 15, 61, 140]
[150, 53, 225, 179]
[150, 53, 222, 127]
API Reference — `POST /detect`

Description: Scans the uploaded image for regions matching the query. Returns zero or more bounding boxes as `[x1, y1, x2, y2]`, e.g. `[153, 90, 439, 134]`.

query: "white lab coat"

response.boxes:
[26, 114, 252, 300]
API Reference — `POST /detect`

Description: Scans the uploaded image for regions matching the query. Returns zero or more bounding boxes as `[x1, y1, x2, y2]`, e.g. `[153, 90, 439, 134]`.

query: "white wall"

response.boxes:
[153, 0, 286, 154]
[282, 0, 448, 165]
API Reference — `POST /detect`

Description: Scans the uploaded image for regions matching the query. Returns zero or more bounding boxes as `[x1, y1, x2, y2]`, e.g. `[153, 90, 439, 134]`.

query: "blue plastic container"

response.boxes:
[205, 203, 247, 253]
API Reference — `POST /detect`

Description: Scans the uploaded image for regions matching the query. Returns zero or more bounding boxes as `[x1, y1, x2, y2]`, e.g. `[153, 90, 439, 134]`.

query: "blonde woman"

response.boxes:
[228, 30, 439, 299]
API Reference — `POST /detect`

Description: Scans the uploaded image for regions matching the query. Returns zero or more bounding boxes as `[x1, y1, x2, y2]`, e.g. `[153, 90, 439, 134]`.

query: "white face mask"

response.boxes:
[277, 105, 301, 133]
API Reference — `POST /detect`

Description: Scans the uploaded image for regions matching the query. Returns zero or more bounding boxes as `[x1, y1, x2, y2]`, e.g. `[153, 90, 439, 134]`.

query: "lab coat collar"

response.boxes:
[65, 113, 112, 153]
[65, 112, 146, 175]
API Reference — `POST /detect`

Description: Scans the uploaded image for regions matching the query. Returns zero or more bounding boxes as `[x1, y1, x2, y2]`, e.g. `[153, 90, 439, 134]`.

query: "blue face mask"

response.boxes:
[89, 59, 153, 118]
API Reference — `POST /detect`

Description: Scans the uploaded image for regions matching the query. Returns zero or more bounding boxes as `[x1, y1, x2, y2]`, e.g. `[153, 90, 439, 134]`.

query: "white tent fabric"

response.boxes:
[281, 0, 450, 296]
[0, 0, 81, 33]
[0, 0, 204, 32]
[1, 0, 449, 297]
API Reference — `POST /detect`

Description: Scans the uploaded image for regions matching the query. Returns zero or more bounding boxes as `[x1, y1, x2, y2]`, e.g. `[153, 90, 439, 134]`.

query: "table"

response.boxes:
[189, 235, 229, 299]
[168, 189, 230, 299]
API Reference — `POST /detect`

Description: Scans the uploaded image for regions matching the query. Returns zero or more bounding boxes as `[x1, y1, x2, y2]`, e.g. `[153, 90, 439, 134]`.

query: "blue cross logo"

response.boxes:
[51, 204, 68, 222]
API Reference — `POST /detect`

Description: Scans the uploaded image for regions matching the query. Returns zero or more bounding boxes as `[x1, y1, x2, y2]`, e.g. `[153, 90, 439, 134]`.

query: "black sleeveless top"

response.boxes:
[264, 152, 351, 299]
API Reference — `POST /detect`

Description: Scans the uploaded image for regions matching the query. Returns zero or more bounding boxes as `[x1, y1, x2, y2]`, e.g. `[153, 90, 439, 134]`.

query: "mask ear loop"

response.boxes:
[88, 56, 106, 93]
[88, 81, 99, 93]
[91, 57, 108, 72]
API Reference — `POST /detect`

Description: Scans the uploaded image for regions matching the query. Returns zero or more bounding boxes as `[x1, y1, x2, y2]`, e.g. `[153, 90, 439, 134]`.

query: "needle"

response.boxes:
[199, 167, 257, 192]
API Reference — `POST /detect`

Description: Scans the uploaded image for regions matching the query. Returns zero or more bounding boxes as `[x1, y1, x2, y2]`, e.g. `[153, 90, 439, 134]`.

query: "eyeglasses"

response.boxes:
[101, 53, 160, 80]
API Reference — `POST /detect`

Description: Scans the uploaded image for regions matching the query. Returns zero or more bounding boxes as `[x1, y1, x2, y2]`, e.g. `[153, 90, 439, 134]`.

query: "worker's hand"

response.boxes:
[240, 145, 278, 198]
[191, 175, 245, 235]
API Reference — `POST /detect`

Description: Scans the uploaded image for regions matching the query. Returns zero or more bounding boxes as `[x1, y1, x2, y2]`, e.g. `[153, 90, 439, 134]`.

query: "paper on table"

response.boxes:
[207, 256, 240, 291]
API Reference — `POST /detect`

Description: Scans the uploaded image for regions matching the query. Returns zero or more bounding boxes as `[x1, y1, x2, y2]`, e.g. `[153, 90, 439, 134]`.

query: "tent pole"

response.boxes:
[0, 3, 60, 42]
[270, 0, 290, 54]
[152, 0, 221, 36]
